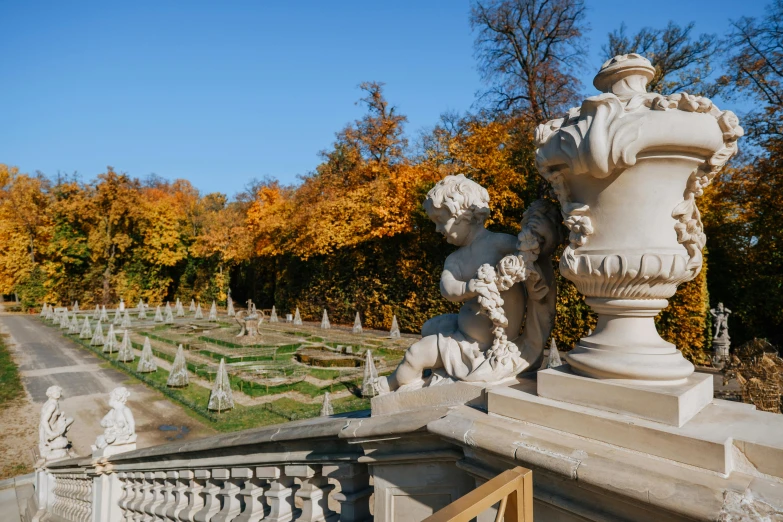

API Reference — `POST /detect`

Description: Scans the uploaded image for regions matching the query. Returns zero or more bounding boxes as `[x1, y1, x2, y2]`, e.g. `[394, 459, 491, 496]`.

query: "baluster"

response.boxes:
[211, 469, 242, 522]
[193, 469, 221, 522]
[232, 468, 267, 522]
[155, 471, 176, 520]
[52, 475, 64, 516]
[129, 472, 146, 522]
[80, 477, 92, 522]
[165, 471, 189, 521]
[66, 475, 79, 521]
[260, 466, 297, 522]
[143, 471, 165, 521]
[178, 470, 204, 522]
[323, 464, 372, 522]
[136, 473, 156, 522]
[287, 465, 337, 522]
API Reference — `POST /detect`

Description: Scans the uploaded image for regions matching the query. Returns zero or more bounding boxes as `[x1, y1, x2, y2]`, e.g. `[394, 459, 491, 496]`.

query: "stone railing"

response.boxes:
[36, 413, 372, 522]
[31, 378, 783, 522]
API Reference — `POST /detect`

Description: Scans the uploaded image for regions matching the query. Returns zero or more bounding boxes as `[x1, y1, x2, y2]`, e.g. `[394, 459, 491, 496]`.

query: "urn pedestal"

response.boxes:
[535, 54, 743, 384]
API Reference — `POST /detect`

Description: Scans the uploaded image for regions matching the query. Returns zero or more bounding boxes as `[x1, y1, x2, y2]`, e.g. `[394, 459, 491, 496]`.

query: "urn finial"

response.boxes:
[593, 53, 656, 98]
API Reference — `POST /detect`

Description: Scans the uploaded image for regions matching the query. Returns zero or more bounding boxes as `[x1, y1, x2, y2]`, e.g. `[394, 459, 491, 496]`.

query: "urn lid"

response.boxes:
[594, 53, 656, 98]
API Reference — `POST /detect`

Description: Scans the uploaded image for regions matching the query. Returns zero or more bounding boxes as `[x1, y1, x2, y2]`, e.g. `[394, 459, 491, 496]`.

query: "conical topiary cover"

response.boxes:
[165, 305, 174, 324]
[269, 306, 278, 322]
[39, 303, 47, 317]
[540, 338, 564, 370]
[176, 299, 185, 317]
[104, 324, 118, 353]
[208, 358, 235, 412]
[353, 312, 362, 334]
[167, 344, 189, 387]
[117, 330, 134, 363]
[100, 305, 109, 322]
[321, 309, 330, 330]
[209, 301, 217, 321]
[121, 310, 132, 329]
[154, 305, 163, 323]
[113, 307, 122, 325]
[293, 308, 302, 326]
[69, 313, 80, 334]
[321, 392, 334, 417]
[361, 349, 379, 397]
[137, 337, 157, 373]
[91, 321, 105, 346]
[93, 305, 100, 320]
[138, 302, 147, 320]
[194, 303, 203, 319]
[389, 315, 401, 340]
[189, 299, 196, 312]
[72, 301, 79, 312]
[227, 297, 235, 317]
[137, 299, 144, 313]
[80, 317, 92, 339]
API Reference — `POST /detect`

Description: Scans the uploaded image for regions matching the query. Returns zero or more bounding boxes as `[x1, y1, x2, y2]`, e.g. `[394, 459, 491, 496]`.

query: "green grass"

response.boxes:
[0, 335, 24, 408]
[53, 323, 369, 433]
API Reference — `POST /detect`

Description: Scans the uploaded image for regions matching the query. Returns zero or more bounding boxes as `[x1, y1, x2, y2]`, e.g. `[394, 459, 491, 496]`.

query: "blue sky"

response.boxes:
[0, 0, 767, 197]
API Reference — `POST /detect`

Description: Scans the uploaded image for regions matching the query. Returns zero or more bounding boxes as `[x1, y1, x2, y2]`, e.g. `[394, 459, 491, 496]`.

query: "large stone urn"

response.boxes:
[535, 54, 744, 383]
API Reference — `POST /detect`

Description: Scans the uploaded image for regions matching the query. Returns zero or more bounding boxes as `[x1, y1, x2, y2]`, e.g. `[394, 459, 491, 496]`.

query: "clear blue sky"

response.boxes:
[0, 0, 767, 197]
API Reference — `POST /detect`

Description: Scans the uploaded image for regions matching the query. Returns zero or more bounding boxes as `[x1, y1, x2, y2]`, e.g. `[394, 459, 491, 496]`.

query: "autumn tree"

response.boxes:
[470, 0, 588, 121]
[604, 22, 719, 95]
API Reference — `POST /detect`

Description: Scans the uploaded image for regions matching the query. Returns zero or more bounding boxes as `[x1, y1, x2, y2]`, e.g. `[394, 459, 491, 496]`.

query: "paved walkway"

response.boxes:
[0, 314, 214, 457]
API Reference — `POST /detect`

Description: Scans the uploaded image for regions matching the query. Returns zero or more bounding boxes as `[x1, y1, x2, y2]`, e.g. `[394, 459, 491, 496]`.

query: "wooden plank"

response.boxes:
[423, 467, 532, 522]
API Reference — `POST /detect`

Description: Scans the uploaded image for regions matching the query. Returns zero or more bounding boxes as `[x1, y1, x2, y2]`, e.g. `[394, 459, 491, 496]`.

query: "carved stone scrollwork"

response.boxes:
[534, 53, 743, 382]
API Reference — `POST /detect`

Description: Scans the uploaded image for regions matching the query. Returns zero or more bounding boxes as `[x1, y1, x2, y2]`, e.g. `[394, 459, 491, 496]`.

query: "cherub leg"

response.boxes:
[379, 335, 441, 392]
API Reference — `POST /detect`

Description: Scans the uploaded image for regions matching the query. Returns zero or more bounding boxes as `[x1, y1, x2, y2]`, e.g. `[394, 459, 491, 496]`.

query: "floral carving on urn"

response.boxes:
[535, 54, 743, 382]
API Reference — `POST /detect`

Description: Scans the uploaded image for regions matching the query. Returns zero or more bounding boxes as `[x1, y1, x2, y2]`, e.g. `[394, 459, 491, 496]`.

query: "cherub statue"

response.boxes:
[711, 302, 732, 341]
[93, 387, 136, 452]
[377, 175, 562, 393]
[39, 386, 74, 462]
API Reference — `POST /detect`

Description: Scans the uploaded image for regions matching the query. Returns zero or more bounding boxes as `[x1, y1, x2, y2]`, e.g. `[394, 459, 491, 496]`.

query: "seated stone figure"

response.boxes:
[377, 175, 562, 393]
[39, 385, 74, 462]
[93, 387, 136, 453]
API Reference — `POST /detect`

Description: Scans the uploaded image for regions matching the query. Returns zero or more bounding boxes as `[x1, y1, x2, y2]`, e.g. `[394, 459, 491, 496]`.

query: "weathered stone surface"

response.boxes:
[371, 381, 489, 417]
[92, 387, 136, 457]
[39, 385, 74, 462]
[536, 54, 742, 382]
[321, 392, 333, 416]
[537, 366, 713, 427]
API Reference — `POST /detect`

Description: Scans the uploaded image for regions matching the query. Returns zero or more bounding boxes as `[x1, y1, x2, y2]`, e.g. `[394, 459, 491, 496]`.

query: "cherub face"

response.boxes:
[427, 204, 474, 246]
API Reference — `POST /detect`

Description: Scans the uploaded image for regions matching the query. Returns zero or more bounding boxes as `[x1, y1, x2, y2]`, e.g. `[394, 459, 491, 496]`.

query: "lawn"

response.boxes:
[0, 335, 24, 408]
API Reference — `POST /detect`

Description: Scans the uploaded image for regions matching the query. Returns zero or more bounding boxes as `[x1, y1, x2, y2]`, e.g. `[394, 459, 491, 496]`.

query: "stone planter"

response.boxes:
[535, 54, 744, 383]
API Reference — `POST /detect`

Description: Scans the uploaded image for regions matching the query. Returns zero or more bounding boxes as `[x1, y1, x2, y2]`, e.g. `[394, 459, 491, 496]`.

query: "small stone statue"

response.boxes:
[39, 386, 74, 462]
[711, 302, 732, 368]
[377, 175, 561, 393]
[92, 387, 136, 456]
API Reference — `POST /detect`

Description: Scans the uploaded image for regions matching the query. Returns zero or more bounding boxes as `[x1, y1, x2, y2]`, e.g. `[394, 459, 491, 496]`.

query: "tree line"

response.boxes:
[2, 0, 781, 358]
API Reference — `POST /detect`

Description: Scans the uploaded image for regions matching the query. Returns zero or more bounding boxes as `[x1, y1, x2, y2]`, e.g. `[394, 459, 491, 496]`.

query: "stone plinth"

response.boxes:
[92, 442, 136, 458]
[488, 374, 783, 477]
[537, 366, 713, 427]
[371, 380, 516, 417]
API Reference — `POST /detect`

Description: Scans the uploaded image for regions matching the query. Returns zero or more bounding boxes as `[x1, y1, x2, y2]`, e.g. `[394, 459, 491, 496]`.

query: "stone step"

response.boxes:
[487, 375, 783, 477]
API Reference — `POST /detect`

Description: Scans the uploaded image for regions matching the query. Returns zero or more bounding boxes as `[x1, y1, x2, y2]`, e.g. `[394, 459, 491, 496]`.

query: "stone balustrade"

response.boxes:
[36, 413, 374, 522]
[31, 381, 783, 522]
